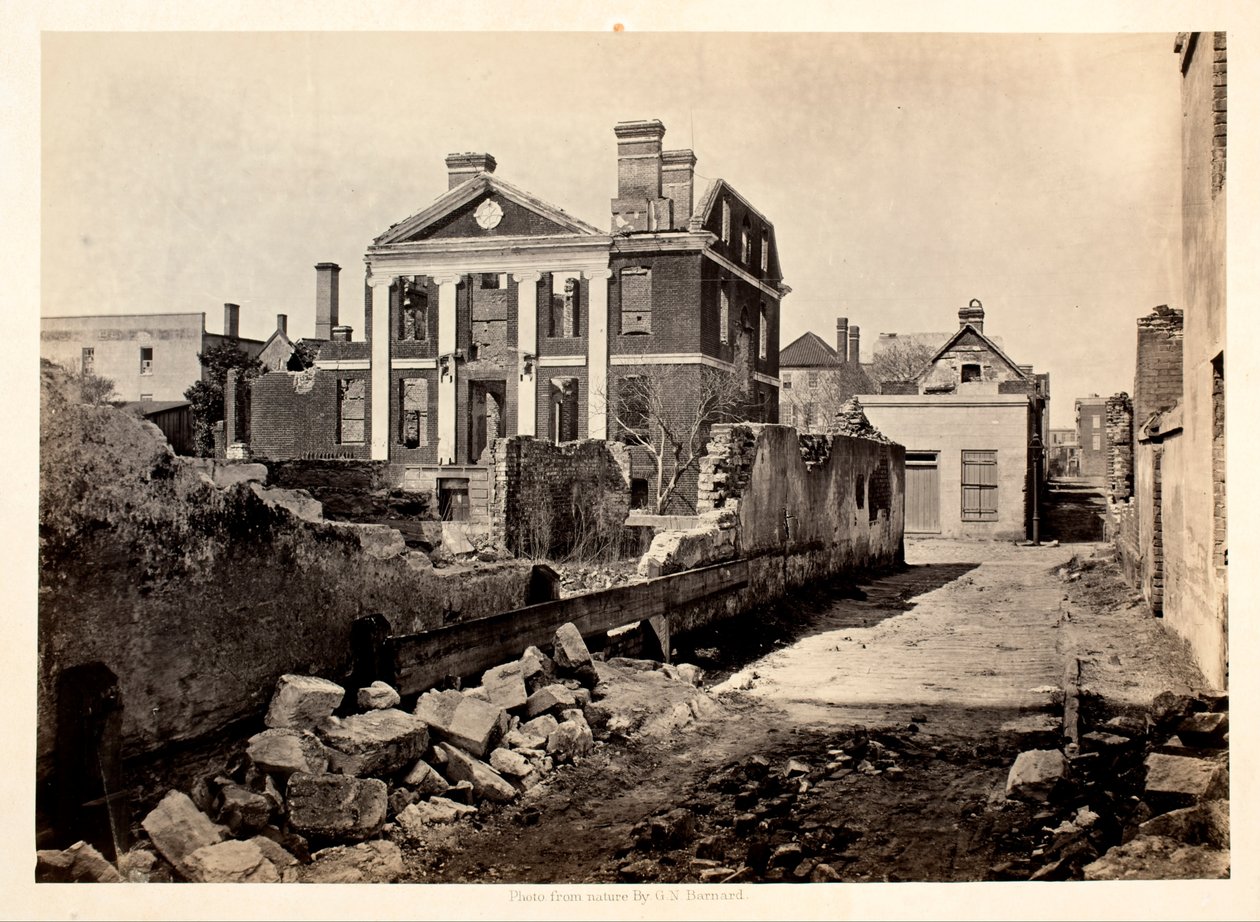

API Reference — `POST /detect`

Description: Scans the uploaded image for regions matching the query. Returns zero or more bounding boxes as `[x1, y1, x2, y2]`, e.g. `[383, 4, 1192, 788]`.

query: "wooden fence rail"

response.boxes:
[383, 558, 748, 696]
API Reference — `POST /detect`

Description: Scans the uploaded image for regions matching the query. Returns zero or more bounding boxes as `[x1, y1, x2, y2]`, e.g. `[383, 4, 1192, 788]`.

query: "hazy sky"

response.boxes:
[43, 32, 1184, 426]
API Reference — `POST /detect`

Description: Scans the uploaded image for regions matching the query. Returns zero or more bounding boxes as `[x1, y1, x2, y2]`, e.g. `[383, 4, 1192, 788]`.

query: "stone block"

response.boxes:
[247, 728, 329, 778]
[356, 681, 401, 711]
[489, 747, 533, 779]
[264, 675, 345, 731]
[1006, 749, 1069, 801]
[1175, 712, 1228, 748]
[1082, 836, 1229, 881]
[286, 772, 388, 841]
[402, 759, 450, 796]
[436, 743, 518, 803]
[504, 727, 548, 750]
[416, 690, 508, 759]
[301, 840, 404, 883]
[553, 622, 596, 682]
[520, 646, 556, 694]
[141, 790, 227, 880]
[482, 661, 529, 712]
[525, 684, 577, 719]
[546, 720, 595, 764]
[674, 663, 705, 687]
[247, 835, 301, 883]
[184, 839, 281, 883]
[318, 708, 429, 777]
[520, 714, 560, 740]
[1139, 801, 1229, 849]
[217, 783, 274, 836]
[35, 841, 124, 883]
[1144, 753, 1229, 807]
[396, 798, 475, 834]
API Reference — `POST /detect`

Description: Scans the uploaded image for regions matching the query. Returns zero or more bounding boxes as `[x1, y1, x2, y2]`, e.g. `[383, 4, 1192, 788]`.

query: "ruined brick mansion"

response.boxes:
[244, 119, 789, 516]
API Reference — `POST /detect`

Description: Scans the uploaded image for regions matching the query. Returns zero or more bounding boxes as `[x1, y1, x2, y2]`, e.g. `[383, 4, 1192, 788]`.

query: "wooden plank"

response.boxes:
[390, 558, 747, 695]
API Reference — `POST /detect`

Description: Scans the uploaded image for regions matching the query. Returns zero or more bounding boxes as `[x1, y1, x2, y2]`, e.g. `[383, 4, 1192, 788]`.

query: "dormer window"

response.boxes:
[761, 230, 769, 273]
[720, 199, 731, 244]
[741, 218, 752, 264]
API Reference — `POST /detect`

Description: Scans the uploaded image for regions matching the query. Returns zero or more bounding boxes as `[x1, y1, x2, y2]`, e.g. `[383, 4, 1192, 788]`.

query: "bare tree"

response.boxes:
[869, 337, 938, 390]
[605, 364, 747, 515]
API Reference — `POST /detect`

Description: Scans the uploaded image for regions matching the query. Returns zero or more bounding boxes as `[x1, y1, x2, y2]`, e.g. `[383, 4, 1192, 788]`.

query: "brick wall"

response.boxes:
[1133, 304, 1184, 427]
[488, 437, 631, 558]
[250, 368, 371, 460]
[1105, 392, 1134, 501]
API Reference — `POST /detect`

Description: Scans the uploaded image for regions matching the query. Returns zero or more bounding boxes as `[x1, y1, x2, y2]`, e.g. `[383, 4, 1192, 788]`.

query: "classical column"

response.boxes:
[513, 270, 541, 437]
[585, 268, 613, 440]
[435, 274, 461, 464]
[368, 275, 394, 461]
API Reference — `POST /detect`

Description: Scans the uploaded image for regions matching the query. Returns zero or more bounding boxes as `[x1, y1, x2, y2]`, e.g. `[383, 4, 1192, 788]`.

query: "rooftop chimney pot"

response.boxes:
[445, 152, 497, 190]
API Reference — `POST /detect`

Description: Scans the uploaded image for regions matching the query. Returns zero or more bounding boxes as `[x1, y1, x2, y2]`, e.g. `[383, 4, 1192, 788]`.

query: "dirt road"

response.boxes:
[399, 537, 1207, 884]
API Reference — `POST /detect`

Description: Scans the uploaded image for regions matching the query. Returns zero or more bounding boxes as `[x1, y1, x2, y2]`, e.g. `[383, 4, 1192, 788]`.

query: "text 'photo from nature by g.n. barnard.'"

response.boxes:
[37, 29, 1228, 892]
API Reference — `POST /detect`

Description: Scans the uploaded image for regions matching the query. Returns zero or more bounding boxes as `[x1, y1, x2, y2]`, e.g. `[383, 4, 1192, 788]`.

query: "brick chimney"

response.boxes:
[959, 298, 985, 333]
[315, 263, 341, 340]
[611, 119, 672, 233]
[836, 317, 849, 362]
[331, 325, 353, 342]
[276, 314, 288, 336]
[445, 152, 497, 190]
[223, 303, 240, 339]
[848, 325, 861, 365]
[661, 149, 697, 230]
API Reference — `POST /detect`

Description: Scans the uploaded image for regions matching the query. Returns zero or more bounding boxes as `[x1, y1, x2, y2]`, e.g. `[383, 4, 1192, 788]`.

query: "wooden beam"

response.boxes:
[390, 559, 747, 695]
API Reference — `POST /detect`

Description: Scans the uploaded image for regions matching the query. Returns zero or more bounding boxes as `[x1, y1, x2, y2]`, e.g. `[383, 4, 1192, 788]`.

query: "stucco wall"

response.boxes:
[639, 423, 904, 635]
[860, 395, 1032, 540]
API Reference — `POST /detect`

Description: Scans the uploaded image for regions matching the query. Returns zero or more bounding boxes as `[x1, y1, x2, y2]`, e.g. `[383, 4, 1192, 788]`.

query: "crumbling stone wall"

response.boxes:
[645, 422, 905, 633]
[1105, 393, 1134, 502]
[488, 437, 632, 559]
[38, 372, 533, 799]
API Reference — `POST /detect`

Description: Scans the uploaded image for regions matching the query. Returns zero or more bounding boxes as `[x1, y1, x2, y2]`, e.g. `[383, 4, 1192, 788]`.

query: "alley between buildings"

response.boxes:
[395, 531, 1209, 884]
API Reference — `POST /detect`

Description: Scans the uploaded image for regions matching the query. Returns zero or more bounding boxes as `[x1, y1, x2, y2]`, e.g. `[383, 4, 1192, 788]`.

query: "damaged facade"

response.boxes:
[861, 299, 1049, 540]
[1111, 33, 1227, 688]
[248, 120, 789, 515]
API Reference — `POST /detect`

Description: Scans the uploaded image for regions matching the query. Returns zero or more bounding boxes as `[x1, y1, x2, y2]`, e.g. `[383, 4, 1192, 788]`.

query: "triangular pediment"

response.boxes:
[918, 323, 1028, 381]
[374, 174, 603, 246]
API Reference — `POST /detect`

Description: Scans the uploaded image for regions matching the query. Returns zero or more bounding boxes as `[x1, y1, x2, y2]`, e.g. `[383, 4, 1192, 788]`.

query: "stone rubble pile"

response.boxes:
[41, 621, 713, 884]
[991, 688, 1229, 881]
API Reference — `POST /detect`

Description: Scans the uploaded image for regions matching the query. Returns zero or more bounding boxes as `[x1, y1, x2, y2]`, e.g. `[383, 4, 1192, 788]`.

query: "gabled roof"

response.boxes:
[373, 173, 603, 246]
[781, 331, 842, 367]
[917, 323, 1028, 382]
[691, 178, 785, 285]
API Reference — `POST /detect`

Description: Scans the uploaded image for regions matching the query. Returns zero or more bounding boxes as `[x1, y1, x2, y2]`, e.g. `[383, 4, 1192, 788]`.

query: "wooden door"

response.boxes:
[905, 451, 940, 533]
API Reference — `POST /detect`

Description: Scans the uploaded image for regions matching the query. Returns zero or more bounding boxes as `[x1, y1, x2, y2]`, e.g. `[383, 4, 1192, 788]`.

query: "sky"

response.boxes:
[41, 31, 1186, 427]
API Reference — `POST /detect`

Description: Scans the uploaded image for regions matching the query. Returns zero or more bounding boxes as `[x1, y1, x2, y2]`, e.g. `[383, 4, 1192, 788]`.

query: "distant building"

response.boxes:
[1047, 427, 1080, 479]
[862, 299, 1049, 540]
[1074, 395, 1107, 479]
[779, 317, 874, 430]
[40, 304, 264, 402]
[249, 118, 789, 516]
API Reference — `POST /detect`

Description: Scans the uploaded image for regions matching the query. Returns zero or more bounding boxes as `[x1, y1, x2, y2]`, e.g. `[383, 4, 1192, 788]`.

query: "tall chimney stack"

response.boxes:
[276, 314, 288, 336]
[959, 297, 985, 333]
[223, 303, 240, 339]
[661, 149, 697, 230]
[848, 325, 861, 365]
[315, 263, 341, 340]
[611, 119, 670, 233]
[836, 317, 850, 362]
[444, 152, 497, 190]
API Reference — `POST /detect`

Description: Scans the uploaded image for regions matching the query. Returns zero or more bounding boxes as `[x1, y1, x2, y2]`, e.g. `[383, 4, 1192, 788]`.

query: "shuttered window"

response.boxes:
[961, 450, 998, 521]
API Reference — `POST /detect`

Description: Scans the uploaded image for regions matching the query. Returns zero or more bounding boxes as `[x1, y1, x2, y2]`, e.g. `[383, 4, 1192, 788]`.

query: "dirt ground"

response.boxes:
[391, 535, 1212, 884]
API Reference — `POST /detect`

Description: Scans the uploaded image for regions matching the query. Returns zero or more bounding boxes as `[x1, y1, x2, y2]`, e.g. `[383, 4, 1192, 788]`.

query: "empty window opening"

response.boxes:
[438, 478, 470, 522]
[620, 268, 652, 335]
[758, 303, 768, 360]
[617, 375, 649, 434]
[961, 450, 998, 521]
[480, 273, 502, 289]
[550, 377, 579, 443]
[760, 230, 769, 273]
[630, 478, 649, 510]
[400, 281, 428, 341]
[550, 276, 580, 337]
[139, 347, 153, 375]
[961, 363, 981, 383]
[740, 217, 752, 264]
[81, 347, 95, 375]
[399, 377, 429, 449]
[337, 378, 365, 444]
[720, 199, 731, 243]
